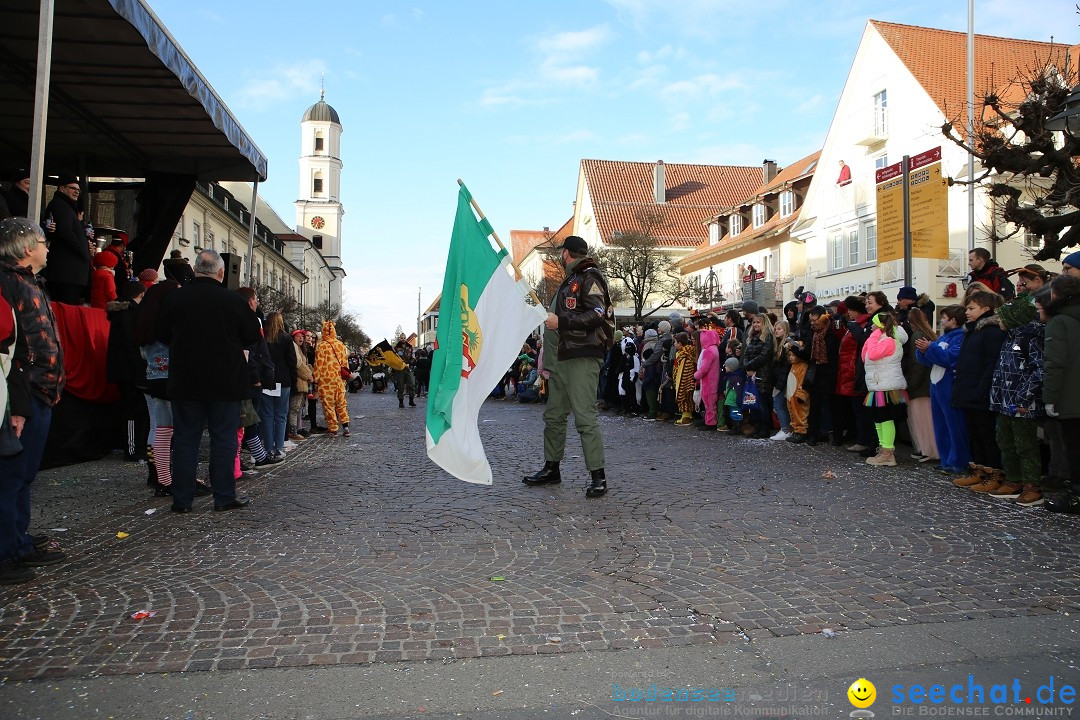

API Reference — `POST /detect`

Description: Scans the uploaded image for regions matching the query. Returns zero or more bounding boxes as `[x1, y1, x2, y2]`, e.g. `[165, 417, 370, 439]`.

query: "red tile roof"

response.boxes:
[509, 229, 549, 266]
[871, 20, 1078, 135]
[581, 159, 762, 248]
[678, 150, 822, 273]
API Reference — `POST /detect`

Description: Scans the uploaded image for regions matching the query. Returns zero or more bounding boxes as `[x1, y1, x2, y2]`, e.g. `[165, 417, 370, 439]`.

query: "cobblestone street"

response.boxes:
[1, 389, 1078, 717]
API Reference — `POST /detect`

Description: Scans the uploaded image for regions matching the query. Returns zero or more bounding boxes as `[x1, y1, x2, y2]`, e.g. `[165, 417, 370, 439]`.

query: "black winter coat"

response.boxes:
[42, 191, 89, 288]
[155, 277, 261, 401]
[267, 335, 298, 389]
[951, 314, 1006, 411]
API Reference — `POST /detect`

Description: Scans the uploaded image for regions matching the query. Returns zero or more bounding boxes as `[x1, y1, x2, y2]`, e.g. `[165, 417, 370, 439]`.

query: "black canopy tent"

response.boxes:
[0, 0, 270, 466]
[0, 0, 268, 272]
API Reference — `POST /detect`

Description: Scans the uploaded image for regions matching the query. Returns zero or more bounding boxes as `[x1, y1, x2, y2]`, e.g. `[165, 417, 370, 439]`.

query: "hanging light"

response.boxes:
[1045, 84, 1080, 133]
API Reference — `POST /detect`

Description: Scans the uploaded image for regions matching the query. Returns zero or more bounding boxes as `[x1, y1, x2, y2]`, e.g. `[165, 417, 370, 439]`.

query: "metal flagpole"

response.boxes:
[456, 179, 543, 306]
[967, 0, 976, 251]
[245, 179, 259, 285]
[28, 0, 55, 225]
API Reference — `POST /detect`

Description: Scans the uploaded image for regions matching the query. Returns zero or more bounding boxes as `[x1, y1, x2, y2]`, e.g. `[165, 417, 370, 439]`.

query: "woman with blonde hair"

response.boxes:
[262, 311, 298, 457]
[768, 320, 793, 440]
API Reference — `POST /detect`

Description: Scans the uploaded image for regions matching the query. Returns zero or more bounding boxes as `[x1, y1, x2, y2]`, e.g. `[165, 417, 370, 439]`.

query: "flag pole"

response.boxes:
[457, 179, 544, 306]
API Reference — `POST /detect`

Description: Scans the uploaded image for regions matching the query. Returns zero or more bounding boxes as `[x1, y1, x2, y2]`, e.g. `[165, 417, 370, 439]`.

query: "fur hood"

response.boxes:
[916, 293, 933, 308]
[968, 314, 1001, 333]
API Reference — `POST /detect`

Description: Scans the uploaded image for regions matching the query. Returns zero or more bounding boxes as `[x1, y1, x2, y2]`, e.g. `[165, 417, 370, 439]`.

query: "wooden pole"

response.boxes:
[457, 179, 544, 307]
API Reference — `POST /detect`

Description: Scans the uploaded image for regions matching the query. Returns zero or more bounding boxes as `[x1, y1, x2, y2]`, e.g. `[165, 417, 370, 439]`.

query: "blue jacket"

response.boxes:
[990, 321, 1044, 418]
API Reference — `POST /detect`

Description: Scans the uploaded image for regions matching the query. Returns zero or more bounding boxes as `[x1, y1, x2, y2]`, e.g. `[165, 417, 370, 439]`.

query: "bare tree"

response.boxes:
[594, 208, 689, 321]
[941, 52, 1079, 261]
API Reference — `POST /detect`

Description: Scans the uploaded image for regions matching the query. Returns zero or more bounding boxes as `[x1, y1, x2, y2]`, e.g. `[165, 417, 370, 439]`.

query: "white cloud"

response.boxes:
[661, 73, 743, 99]
[539, 60, 598, 85]
[233, 59, 326, 109]
[537, 25, 612, 54]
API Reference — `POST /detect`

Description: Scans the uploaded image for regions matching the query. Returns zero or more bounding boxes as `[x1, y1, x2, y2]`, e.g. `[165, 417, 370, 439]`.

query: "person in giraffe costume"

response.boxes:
[313, 320, 350, 436]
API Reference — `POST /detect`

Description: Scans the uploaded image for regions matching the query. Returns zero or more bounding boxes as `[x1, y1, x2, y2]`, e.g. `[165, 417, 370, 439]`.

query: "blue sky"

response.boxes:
[149, 0, 1065, 343]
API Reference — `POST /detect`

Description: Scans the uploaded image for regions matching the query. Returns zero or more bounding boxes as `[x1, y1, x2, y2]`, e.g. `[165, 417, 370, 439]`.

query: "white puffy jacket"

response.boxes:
[862, 324, 908, 392]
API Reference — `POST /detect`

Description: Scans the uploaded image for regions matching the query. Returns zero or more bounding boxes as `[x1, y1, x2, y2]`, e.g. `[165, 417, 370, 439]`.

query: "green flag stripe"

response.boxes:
[426, 184, 503, 445]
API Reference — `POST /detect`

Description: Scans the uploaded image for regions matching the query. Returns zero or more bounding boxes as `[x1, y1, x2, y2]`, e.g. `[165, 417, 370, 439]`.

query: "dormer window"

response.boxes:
[709, 222, 720, 245]
[752, 204, 767, 228]
[780, 191, 795, 218]
[730, 215, 743, 237]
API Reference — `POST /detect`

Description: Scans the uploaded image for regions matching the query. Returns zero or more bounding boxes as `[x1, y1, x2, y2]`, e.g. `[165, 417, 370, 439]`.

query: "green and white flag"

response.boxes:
[426, 184, 546, 485]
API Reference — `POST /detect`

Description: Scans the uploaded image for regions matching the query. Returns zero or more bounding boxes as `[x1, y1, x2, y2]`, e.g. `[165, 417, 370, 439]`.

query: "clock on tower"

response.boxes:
[310, 216, 325, 230]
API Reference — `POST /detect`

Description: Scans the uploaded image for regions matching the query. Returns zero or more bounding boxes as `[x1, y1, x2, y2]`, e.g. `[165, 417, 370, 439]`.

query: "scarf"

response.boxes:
[811, 316, 829, 365]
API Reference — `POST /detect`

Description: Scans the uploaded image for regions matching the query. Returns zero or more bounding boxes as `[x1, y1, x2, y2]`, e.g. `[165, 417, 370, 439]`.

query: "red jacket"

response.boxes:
[836, 314, 869, 396]
[90, 267, 117, 309]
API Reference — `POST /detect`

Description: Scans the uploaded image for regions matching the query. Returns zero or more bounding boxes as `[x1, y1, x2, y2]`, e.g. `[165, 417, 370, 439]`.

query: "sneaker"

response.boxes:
[1045, 493, 1080, 514]
[283, 440, 297, 450]
[989, 481, 1022, 499]
[1014, 485, 1045, 507]
[0, 559, 35, 585]
[786, 433, 806, 444]
[240, 457, 255, 471]
[770, 430, 790, 441]
[911, 452, 926, 461]
[846, 444, 868, 452]
[297, 429, 311, 438]
[253, 454, 284, 467]
[342, 427, 351, 437]
[287, 433, 306, 442]
[674, 417, 693, 426]
[27, 533, 50, 550]
[17, 546, 67, 566]
[953, 464, 986, 487]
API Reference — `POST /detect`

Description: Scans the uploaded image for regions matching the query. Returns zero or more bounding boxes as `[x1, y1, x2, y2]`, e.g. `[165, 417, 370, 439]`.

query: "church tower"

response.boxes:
[295, 90, 345, 306]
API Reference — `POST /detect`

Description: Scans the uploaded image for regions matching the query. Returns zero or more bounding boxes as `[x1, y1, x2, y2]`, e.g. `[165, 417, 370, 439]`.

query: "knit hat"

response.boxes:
[741, 300, 759, 314]
[613, 330, 623, 343]
[13, 168, 30, 183]
[724, 357, 741, 372]
[1062, 251, 1080, 271]
[997, 298, 1036, 330]
[137, 268, 158, 287]
[644, 328, 658, 340]
[93, 251, 117, 269]
[843, 295, 866, 314]
[897, 286, 918, 301]
[799, 290, 817, 306]
[657, 320, 671, 334]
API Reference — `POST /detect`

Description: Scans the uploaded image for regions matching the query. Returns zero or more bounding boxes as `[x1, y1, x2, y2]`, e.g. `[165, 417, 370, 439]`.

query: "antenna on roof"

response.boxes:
[320, 74, 325, 101]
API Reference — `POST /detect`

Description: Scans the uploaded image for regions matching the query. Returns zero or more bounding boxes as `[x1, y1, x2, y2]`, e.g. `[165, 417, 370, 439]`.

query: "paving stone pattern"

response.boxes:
[0, 391, 1077, 681]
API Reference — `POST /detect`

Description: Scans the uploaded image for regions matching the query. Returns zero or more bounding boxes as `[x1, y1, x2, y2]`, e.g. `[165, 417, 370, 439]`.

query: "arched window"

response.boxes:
[312, 171, 324, 196]
[314, 131, 324, 153]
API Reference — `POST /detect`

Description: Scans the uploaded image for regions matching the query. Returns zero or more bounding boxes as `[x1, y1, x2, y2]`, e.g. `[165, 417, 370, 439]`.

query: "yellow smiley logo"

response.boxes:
[848, 678, 876, 709]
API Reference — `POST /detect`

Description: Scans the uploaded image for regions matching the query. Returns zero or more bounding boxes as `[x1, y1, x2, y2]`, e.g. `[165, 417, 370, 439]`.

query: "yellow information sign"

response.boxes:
[908, 150, 949, 260]
[874, 147, 950, 263]
[875, 162, 904, 263]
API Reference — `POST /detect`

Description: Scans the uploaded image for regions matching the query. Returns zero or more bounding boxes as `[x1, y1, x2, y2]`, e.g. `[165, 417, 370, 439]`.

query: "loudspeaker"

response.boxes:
[219, 252, 242, 290]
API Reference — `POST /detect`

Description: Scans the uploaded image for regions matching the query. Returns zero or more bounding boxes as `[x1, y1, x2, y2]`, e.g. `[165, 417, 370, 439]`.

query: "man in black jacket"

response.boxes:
[42, 175, 90, 305]
[156, 249, 261, 513]
[523, 235, 614, 498]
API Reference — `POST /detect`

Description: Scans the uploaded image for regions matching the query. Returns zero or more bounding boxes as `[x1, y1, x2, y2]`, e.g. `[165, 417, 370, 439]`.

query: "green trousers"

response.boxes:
[543, 356, 605, 471]
[996, 415, 1040, 486]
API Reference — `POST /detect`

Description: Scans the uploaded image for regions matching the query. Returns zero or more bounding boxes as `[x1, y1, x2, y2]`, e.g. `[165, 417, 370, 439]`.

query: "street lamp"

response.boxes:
[696, 267, 723, 308]
[1045, 84, 1080, 133]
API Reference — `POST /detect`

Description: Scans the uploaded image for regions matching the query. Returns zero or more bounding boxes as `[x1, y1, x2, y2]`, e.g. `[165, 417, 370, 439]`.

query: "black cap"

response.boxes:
[557, 235, 588, 254]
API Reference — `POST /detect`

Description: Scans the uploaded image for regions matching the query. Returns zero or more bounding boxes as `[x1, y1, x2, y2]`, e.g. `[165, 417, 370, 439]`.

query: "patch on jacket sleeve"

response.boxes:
[565, 297, 577, 309]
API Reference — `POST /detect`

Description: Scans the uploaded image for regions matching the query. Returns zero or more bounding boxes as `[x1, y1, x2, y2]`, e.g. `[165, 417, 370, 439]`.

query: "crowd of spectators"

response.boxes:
[497, 253, 1080, 517]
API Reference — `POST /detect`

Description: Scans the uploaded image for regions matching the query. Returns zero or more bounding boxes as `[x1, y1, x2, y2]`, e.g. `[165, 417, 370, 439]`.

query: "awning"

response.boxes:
[0, 0, 267, 181]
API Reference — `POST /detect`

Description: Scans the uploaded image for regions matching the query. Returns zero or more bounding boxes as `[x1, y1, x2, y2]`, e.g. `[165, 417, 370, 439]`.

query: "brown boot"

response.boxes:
[953, 463, 986, 487]
[970, 468, 1004, 493]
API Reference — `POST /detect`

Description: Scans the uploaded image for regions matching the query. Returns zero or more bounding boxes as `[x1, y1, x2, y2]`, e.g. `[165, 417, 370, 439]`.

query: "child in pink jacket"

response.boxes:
[861, 308, 909, 466]
[694, 329, 721, 430]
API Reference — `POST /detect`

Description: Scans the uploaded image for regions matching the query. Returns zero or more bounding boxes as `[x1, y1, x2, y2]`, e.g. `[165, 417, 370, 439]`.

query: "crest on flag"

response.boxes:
[460, 284, 482, 378]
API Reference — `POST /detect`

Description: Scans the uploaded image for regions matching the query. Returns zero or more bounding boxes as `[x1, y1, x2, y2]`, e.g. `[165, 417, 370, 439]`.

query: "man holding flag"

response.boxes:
[522, 235, 615, 498]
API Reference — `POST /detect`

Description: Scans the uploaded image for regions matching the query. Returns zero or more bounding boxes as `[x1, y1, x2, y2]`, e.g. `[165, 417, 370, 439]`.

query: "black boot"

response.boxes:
[586, 468, 607, 498]
[1045, 492, 1080, 514]
[523, 461, 561, 485]
[409, 396, 416, 407]
[399, 397, 405, 408]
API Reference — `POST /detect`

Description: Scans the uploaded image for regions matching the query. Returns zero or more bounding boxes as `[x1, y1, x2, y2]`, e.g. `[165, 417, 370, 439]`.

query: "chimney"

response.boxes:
[653, 160, 666, 204]
[763, 159, 778, 184]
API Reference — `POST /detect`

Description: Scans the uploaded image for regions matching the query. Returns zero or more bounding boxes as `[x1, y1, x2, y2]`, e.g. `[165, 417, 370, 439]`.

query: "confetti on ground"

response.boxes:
[822, 470, 837, 480]
[130, 611, 156, 620]
[116, 532, 130, 539]
[144, 509, 156, 515]
[489, 576, 506, 582]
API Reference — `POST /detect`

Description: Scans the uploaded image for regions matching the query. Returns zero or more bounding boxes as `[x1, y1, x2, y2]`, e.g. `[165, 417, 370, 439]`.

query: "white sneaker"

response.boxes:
[770, 430, 790, 441]
[283, 440, 297, 450]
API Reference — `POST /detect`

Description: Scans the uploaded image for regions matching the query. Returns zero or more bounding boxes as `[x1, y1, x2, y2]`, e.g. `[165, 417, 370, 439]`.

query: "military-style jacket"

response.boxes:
[550, 257, 614, 361]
